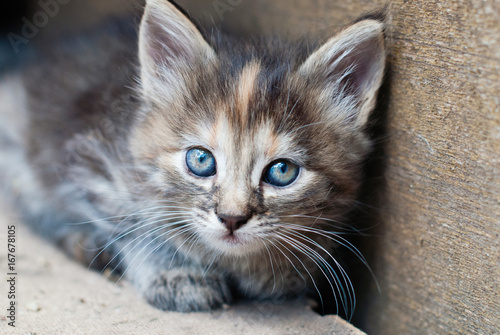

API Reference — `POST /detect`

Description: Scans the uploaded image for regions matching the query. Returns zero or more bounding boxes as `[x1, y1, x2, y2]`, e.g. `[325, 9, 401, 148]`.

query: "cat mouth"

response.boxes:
[202, 231, 261, 255]
[221, 233, 242, 245]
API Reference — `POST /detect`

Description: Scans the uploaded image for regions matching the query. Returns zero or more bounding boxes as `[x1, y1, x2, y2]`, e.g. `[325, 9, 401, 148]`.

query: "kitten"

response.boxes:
[0, 0, 386, 316]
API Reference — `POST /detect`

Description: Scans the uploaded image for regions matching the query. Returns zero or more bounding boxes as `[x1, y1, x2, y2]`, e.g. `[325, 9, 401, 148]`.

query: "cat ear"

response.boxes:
[138, 0, 216, 96]
[299, 19, 386, 128]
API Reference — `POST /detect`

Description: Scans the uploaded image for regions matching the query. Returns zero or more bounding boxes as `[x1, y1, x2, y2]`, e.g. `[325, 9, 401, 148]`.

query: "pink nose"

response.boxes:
[217, 214, 250, 234]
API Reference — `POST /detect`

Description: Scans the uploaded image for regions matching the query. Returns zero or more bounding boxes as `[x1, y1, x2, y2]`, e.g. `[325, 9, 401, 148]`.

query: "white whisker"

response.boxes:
[90, 214, 191, 270]
[119, 224, 197, 283]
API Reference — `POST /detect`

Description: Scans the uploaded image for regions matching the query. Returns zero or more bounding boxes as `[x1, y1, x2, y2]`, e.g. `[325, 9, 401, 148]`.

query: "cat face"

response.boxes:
[131, 0, 385, 257]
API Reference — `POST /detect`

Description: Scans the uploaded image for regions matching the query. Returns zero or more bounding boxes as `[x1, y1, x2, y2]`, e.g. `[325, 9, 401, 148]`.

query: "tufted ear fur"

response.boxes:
[299, 19, 386, 128]
[138, 0, 216, 101]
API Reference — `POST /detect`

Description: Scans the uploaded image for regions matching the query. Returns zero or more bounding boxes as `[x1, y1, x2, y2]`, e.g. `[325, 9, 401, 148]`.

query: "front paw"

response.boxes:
[143, 270, 232, 312]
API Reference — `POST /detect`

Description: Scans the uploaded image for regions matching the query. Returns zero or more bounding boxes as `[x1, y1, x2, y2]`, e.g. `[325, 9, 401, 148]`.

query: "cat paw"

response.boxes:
[142, 270, 232, 312]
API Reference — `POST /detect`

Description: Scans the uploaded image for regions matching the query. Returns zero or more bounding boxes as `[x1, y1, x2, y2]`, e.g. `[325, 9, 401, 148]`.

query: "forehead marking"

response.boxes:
[235, 61, 261, 125]
[266, 131, 280, 158]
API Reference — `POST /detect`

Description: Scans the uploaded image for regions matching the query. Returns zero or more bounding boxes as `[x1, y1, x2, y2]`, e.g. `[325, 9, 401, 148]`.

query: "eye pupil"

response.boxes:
[264, 160, 300, 187]
[186, 148, 216, 177]
[279, 163, 287, 173]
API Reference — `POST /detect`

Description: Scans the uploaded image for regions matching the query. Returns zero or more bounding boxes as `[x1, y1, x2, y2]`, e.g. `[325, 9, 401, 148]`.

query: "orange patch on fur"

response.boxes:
[235, 62, 261, 124]
[207, 111, 226, 148]
[265, 131, 280, 158]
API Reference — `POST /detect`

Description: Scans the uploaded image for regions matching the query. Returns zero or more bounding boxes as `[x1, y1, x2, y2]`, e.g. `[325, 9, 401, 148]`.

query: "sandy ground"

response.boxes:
[0, 203, 364, 335]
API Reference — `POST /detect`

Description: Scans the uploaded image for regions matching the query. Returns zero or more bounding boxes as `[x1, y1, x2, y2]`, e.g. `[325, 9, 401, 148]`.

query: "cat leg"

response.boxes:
[142, 267, 231, 312]
[121, 251, 232, 312]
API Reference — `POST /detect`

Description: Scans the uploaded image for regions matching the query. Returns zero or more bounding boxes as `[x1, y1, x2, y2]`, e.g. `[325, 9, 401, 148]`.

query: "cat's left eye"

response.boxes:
[263, 160, 300, 187]
[186, 148, 216, 177]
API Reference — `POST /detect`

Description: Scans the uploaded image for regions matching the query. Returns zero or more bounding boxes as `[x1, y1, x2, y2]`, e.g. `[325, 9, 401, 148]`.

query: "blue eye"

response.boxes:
[264, 160, 300, 187]
[186, 148, 216, 177]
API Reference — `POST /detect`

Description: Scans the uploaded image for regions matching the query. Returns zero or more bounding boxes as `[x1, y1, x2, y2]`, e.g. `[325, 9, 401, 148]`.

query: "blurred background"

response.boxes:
[0, 0, 142, 72]
[0, 0, 375, 71]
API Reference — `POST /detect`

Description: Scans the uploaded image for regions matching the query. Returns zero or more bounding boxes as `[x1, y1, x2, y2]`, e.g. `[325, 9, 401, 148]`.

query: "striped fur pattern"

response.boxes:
[0, 0, 386, 315]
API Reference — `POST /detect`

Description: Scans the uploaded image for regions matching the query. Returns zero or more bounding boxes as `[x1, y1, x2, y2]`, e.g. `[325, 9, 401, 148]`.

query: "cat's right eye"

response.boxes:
[186, 148, 217, 177]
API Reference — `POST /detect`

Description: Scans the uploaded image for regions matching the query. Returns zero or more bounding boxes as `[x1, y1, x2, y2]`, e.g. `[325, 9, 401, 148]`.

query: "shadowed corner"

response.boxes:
[352, 57, 392, 331]
[0, 0, 144, 76]
[311, 52, 392, 331]
[346, 58, 392, 331]
[0, 1, 35, 74]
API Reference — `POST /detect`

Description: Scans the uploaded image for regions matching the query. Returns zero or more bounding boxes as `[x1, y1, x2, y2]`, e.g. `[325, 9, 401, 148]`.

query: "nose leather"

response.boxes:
[218, 213, 251, 234]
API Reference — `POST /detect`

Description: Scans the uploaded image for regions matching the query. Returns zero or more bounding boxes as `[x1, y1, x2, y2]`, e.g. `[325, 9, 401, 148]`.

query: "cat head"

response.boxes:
[131, 0, 386, 256]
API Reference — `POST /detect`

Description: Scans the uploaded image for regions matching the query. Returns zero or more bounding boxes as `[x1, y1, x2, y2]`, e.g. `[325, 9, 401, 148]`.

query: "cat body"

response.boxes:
[0, 0, 386, 314]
